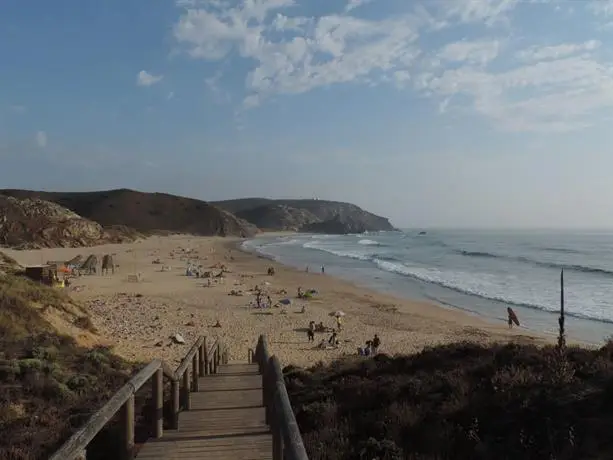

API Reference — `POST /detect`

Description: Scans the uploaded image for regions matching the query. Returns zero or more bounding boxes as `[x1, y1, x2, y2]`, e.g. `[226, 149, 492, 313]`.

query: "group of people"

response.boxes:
[357, 334, 381, 356]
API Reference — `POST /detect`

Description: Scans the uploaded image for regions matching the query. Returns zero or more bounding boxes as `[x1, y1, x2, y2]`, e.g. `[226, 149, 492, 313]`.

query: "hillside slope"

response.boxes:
[0, 273, 138, 459]
[0, 195, 137, 249]
[213, 198, 395, 233]
[0, 189, 258, 238]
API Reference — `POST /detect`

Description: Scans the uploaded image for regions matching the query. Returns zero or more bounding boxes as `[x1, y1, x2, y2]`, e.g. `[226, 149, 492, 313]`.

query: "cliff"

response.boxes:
[213, 198, 395, 234]
[0, 189, 258, 238]
[0, 196, 136, 249]
[301, 214, 375, 235]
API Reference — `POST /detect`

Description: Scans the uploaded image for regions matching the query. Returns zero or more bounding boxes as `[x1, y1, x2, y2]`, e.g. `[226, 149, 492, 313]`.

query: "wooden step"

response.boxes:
[135, 362, 272, 460]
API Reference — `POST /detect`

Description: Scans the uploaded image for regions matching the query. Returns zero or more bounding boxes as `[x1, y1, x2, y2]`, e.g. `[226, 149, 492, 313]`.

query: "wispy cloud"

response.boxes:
[344, 0, 375, 13]
[36, 131, 47, 148]
[9, 105, 27, 114]
[516, 40, 601, 62]
[171, 0, 613, 132]
[137, 70, 163, 87]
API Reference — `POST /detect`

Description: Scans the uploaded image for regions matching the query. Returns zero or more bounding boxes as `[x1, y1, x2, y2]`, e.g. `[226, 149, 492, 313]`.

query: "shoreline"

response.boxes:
[228, 237, 559, 347]
[240, 232, 604, 348]
[2, 235, 577, 369]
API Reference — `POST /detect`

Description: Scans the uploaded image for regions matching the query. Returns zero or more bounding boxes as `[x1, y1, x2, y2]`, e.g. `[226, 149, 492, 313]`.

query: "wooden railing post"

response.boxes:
[192, 353, 199, 391]
[121, 394, 135, 460]
[171, 378, 180, 429]
[204, 341, 210, 375]
[152, 368, 163, 439]
[272, 391, 284, 460]
[199, 338, 206, 377]
[182, 370, 191, 410]
[263, 358, 273, 424]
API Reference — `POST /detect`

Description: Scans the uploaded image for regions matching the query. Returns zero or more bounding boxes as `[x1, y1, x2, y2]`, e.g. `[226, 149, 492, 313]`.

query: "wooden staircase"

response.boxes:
[135, 363, 272, 460]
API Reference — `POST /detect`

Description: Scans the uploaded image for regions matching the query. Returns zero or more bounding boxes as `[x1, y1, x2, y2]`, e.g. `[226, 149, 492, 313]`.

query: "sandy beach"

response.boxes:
[2, 234, 554, 368]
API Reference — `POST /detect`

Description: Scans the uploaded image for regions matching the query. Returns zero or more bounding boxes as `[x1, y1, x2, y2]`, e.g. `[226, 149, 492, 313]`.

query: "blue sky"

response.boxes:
[2, 0, 613, 228]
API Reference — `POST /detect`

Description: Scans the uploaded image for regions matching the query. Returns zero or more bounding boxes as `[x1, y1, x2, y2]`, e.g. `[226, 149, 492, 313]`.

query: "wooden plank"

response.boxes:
[135, 362, 272, 460]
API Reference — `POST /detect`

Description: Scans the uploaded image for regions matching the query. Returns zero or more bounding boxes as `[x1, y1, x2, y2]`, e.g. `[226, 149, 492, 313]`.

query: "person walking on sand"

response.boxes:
[321, 265, 325, 274]
[372, 334, 381, 354]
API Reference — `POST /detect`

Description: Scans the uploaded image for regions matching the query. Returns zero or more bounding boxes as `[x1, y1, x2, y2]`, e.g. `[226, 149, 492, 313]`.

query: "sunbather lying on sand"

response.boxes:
[314, 322, 333, 333]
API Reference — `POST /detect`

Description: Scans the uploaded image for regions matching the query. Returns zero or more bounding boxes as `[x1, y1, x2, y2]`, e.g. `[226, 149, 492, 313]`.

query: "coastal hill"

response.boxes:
[213, 198, 395, 234]
[0, 195, 139, 249]
[0, 189, 258, 239]
[0, 270, 138, 458]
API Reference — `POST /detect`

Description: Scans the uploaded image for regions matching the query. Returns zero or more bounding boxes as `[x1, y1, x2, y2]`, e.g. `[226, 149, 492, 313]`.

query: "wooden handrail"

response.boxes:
[254, 335, 309, 460]
[50, 335, 225, 460]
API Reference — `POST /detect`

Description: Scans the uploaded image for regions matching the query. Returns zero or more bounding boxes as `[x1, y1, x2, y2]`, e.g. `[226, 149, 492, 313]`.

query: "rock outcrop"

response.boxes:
[0, 196, 114, 249]
[0, 251, 21, 274]
[214, 198, 395, 233]
[235, 204, 320, 231]
[0, 189, 258, 238]
[300, 214, 375, 235]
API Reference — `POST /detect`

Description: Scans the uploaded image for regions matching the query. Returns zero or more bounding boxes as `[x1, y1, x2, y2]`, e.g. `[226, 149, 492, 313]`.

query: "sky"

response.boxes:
[1, 0, 613, 229]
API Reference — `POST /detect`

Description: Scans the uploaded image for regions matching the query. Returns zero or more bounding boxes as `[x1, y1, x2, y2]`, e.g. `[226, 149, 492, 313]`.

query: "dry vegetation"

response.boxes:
[0, 273, 141, 460]
[285, 342, 613, 460]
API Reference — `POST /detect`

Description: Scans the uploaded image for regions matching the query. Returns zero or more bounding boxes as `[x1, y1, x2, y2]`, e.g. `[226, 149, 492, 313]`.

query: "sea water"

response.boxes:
[242, 230, 613, 345]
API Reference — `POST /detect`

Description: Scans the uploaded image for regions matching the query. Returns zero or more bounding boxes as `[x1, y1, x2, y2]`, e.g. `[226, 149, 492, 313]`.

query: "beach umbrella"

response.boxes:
[279, 298, 292, 305]
[329, 311, 345, 317]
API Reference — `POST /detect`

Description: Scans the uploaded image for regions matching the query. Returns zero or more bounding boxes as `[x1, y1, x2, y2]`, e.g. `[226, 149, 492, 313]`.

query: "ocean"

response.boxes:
[242, 230, 613, 345]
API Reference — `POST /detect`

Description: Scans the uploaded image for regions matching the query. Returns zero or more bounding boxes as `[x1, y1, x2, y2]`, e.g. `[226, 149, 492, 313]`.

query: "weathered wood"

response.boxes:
[192, 353, 199, 391]
[182, 369, 191, 410]
[152, 368, 163, 439]
[136, 363, 272, 460]
[49, 360, 162, 460]
[122, 394, 135, 460]
[161, 361, 175, 380]
[204, 341, 209, 375]
[175, 336, 204, 378]
[198, 339, 206, 377]
[274, 381, 308, 460]
[171, 378, 180, 430]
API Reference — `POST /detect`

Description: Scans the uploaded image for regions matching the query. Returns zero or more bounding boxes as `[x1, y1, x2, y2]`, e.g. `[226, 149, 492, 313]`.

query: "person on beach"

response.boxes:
[372, 334, 380, 354]
[364, 340, 372, 356]
[336, 315, 342, 331]
[321, 265, 325, 274]
[267, 296, 272, 308]
[297, 287, 304, 299]
[307, 328, 315, 342]
[328, 331, 338, 347]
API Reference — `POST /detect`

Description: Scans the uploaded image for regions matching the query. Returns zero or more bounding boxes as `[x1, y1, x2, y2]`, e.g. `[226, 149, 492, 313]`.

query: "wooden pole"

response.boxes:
[558, 269, 566, 349]
[182, 371, 191, 410]
[204, 341, 209, 375]
[121, 395, 135, 460]
[198, 339, 206, 377]
[171, 379, 180, 429]
[152, 368, 163, 438]
[192, 354, 199, 391]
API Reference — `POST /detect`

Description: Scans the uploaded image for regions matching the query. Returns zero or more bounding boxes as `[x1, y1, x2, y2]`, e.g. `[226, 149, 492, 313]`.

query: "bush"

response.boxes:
[0, 274, 139, 459]
[286, 342, 613, 459]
